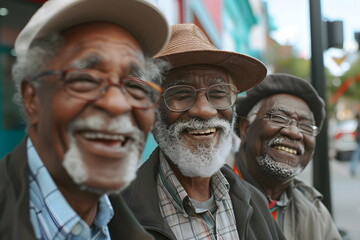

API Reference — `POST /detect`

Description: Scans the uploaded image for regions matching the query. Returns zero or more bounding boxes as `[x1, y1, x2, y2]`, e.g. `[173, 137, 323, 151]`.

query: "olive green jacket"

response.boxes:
[236, 154, 342, 240]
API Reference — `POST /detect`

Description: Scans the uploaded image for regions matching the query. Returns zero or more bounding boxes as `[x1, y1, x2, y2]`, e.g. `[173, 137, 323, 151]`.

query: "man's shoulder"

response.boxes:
[0, 146, 34, 239]
[0, 151, 14, 192]
[293, 178, 323, 201]
[0, 140, 27, 188]
[122, 148, 160, 206]
[291, 178, 327, 213]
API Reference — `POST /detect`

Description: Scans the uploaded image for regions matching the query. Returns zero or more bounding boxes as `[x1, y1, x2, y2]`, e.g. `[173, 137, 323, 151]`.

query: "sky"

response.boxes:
[267, 0, 360, 75]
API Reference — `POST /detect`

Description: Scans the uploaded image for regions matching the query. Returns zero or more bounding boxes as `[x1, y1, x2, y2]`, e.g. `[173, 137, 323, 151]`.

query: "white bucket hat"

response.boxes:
[15, 0, 170, 58]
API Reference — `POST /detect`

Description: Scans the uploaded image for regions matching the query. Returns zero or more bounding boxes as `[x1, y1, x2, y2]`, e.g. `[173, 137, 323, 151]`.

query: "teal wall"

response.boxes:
[224, 0, 258, 55]
[0, 45, 26, 159]
[189, 0, 261, 57]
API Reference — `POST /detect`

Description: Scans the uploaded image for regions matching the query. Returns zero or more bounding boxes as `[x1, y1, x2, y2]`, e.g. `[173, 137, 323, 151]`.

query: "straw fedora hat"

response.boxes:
[155, 23, 267, 92]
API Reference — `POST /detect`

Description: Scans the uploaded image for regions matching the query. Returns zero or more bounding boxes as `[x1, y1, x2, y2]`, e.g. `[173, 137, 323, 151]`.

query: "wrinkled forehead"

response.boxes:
[262, 93, 315, 120]
[163, 64, 231, 88]
[47, 22, 145, 74]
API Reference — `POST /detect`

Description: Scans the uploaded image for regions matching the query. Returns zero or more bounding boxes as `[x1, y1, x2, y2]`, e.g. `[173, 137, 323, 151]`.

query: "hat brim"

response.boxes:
[16, 0, 169, 57]
[157, 50, 267, 92]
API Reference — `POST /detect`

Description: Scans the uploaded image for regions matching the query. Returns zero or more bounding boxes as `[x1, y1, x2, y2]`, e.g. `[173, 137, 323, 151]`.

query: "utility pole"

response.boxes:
[309, 0, 332, 213]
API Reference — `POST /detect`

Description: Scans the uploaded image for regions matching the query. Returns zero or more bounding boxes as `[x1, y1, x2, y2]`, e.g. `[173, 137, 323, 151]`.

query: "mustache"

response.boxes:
[69, 115, 144, 142]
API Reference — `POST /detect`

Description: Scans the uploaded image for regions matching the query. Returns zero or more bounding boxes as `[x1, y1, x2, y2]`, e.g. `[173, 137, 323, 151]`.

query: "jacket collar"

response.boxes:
[5, 137, 152, 240]
[123, 147, 256, 239]
[122, 147, 175, 239]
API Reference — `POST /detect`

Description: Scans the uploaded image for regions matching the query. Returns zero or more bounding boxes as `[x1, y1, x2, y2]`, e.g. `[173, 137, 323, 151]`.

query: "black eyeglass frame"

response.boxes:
[256, 112, 319, 136]
[162, 83, 239, 113]
[30, 69, 163, 110]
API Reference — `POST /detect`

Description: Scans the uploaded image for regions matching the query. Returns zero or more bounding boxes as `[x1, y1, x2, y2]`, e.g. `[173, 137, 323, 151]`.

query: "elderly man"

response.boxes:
[123, 23, 285, 240]
[234, 73, 342, 239]
[0, 0, 169, 239]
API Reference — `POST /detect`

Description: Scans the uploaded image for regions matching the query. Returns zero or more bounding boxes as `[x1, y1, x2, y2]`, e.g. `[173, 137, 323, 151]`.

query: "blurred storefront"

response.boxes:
[0, 0, 43, 158]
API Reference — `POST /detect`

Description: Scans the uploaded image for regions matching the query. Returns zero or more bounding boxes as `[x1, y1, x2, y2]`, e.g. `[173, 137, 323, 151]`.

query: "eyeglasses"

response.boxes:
[163, 83, 239, 112]
[32, 69, 163, 109]
[261, 112, 319, 136]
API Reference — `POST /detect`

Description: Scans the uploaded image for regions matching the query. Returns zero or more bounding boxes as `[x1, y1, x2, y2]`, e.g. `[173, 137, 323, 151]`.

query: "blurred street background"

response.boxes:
[1, 0, 360, 238]
[298, 159, 360, 239]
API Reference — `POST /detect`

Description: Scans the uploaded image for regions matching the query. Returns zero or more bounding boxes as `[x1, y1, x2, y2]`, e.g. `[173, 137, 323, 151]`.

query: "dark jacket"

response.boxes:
[0, 138, 152, 240]
[122, 148, 285, 240]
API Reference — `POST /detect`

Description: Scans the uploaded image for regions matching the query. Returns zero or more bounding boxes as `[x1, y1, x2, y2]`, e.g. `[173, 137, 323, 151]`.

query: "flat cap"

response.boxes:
[236, 73, 325, 131]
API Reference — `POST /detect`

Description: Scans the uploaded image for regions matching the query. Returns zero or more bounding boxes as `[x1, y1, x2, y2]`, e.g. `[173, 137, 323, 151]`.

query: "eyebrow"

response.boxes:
[269, 107, 287, 114]
[212, 77, 226, 84]
[128, 63, 143, 77]
[71, 54, 102, 69]
[170, 79, 188, 86]
[70, 55, 143, 79]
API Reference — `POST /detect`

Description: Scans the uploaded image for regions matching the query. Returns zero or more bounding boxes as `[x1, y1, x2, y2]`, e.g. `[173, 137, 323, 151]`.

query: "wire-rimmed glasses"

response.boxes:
[261, 112, 319, 136]
[163, 83, 239, 112]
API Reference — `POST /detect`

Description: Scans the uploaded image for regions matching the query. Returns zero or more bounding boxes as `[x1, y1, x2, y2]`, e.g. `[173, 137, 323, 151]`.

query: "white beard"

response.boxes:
[63, 115, 144, 195]
[153, 111, 235, 177]
[256, 154, 302, 181]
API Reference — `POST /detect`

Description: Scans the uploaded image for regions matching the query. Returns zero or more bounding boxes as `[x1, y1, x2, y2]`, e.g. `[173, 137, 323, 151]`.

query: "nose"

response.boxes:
[187, 92, 217, 119]
[93, 86, 132, 116]
[280, 121, 304, 140]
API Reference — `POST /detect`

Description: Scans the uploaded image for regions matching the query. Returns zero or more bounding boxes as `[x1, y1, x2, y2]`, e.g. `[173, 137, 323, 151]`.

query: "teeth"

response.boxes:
[82, 132, 125, 141]
[188, 128, 217, 135]
[274, 145, 297, 155]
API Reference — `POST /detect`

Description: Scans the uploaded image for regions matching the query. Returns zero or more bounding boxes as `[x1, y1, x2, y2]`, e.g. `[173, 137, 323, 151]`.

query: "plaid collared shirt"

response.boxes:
[157, 153, 239, 240]
[27, 139, 114, 240]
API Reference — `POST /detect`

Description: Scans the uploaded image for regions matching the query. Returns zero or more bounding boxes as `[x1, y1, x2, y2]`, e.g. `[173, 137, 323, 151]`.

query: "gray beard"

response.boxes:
[153, 110, 235, 177]
[256, 154, 302, 181]
[63, 136, 141, 195]
[63, 115, 145, 195]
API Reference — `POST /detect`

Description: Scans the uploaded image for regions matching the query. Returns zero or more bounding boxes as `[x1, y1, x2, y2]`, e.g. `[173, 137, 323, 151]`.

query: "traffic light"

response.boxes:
[355, 32, 360, 51]
[324, 20, 344, 49]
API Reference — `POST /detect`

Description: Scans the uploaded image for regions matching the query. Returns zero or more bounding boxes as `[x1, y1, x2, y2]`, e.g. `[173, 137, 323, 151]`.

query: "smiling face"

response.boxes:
[240, 94, 316, 182]
[153, 65, 235, 177]
[23, 22, 154, 194]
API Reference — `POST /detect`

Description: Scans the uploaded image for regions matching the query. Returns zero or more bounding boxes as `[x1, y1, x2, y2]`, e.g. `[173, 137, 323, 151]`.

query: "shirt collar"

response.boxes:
[27, 138, 114, 238]
[158, 152, 230, 214]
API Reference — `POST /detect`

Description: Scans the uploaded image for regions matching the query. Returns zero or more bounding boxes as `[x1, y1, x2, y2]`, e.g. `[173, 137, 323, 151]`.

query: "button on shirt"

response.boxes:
[27, 139, 114, 240]
[157, 153, 239, 240]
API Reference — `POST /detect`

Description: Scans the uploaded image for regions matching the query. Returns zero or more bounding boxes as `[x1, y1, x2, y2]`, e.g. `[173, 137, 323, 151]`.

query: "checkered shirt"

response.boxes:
[157, 153, 239, 240]
[27, 139, 114, 240]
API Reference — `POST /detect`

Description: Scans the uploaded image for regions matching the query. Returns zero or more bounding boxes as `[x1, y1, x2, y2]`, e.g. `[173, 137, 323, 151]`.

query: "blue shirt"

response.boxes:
[27, 139, 114, 240]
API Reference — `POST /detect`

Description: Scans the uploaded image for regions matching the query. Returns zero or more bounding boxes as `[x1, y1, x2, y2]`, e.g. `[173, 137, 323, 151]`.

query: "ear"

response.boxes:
[239, 117, 250, 141]
[22, 80, 40, 125]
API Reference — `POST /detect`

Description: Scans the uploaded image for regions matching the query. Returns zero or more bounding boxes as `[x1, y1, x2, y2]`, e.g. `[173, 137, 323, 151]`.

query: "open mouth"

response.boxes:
[268, 138, 303, 156]
[188, 127, 217, 136]
[273, 145, 298, 155]
[81, 131, 130, 147]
